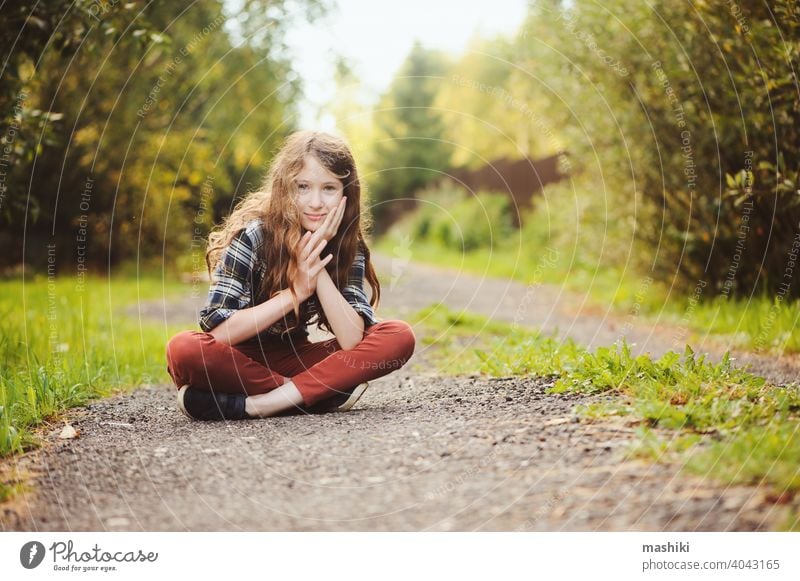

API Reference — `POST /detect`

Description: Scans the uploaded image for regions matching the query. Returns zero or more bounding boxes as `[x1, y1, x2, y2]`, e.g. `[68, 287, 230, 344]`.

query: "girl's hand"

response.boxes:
[293, 231, 333, 301]
[314, 196, 346, 243]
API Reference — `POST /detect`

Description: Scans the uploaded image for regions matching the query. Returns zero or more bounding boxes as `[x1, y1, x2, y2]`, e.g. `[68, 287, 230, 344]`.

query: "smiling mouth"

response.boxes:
[305, 213, 326, 219]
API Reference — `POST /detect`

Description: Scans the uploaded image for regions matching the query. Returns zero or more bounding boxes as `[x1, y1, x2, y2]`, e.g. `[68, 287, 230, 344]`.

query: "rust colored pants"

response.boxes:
[165, 320, 416, 407]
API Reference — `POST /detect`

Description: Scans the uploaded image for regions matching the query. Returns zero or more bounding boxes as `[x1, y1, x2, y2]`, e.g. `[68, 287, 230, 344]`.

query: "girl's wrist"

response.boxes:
[288, 285, 311, 303]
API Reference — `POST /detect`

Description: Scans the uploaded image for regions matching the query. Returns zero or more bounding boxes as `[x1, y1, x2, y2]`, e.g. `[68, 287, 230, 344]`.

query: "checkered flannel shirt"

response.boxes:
[199, 219, 379, 341]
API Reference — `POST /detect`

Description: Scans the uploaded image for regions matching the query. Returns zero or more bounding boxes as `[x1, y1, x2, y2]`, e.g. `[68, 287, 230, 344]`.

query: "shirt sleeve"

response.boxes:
[340, 248, 380, 328]
[198, 228, 259, 332]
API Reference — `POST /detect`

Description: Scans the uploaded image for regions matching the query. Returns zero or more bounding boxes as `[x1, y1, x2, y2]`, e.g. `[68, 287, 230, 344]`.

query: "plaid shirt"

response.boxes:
[199, 219, 379, 341]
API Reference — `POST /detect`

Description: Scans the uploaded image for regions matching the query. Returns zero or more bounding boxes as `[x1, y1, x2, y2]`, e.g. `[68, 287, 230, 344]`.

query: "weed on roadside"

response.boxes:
[413, 303, 800, 527]
[0, 276, 185, 476]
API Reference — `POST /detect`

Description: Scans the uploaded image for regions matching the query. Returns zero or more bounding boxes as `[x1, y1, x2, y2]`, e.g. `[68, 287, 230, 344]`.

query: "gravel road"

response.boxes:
[2, 253, 796, 531]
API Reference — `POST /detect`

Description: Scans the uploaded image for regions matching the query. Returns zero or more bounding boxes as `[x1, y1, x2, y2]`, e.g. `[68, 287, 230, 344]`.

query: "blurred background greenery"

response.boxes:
[2, 0, 798, 299]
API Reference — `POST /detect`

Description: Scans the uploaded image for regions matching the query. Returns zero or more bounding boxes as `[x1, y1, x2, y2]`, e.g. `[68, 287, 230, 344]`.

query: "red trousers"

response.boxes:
[165, 320, 416, 407]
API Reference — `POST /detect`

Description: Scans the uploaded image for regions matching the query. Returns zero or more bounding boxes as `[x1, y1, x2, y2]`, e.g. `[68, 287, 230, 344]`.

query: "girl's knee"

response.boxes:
[371, 320, 416, 360]
[166, 331, 206, 373]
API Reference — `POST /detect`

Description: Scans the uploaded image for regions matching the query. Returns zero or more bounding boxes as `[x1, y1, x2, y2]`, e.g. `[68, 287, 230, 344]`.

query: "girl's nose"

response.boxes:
[308, 189, 324, 208]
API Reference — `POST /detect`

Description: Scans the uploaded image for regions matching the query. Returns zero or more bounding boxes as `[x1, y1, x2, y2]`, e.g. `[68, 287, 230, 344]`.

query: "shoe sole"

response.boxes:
[336, 382, 369, 412]
[176, 385, 194, 420]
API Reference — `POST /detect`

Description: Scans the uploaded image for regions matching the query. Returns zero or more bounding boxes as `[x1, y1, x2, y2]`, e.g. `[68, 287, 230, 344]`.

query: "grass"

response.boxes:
[412, 302, 800, 529]
[0, 274, 187, 500]
[409, 302, 529, 374]
[379, 228, 800, 355]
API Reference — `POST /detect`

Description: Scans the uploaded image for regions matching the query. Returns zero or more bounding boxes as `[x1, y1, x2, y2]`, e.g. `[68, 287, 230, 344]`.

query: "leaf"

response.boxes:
[544, 417, 572, 426]
[59, 423, 80, 439]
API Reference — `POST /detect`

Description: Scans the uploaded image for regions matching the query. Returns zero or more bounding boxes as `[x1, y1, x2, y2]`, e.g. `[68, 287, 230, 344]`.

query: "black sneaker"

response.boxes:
[177, 385, 249, 421]
[305, 382, 370, 414]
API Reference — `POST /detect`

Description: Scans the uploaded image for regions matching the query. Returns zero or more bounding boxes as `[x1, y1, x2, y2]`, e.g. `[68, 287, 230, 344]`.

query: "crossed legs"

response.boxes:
[165, 320, 416, 418]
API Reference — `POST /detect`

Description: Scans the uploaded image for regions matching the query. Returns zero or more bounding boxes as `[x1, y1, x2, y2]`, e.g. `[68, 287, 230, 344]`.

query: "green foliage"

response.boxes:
[433, 35, 537, 166]
[686, 424, 800, 497]
[415, 303, 800, 520]
[0, 1, 158, 189]
[411, 302, 514, 336]
[515, 0, 800, 296]
[1, 1, 321, 272]
[406, 185, 516, 252]
[474, 334, 584, 378]
[660, 293, 800, 353]
[383, 172, 800, 354]
[407, 302, 524, 374]
[550, 343, 781, 432]
[422, 0, 800, 299]
[0, 276, 185, 460]
[520, 338, 800, 516]
[368, 42, 455, 227]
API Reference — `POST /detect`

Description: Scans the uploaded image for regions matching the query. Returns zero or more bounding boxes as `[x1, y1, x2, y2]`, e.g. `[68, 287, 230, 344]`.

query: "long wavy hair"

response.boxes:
[205, 130, 381, 334]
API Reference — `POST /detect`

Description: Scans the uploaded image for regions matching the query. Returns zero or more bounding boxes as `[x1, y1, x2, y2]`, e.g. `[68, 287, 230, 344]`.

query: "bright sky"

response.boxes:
[282, 0, 529, 130]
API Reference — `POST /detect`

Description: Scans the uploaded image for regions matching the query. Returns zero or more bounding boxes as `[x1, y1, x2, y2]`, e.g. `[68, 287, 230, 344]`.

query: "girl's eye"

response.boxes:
[297, 183, 309, 191]
[324, 185, 337, 192]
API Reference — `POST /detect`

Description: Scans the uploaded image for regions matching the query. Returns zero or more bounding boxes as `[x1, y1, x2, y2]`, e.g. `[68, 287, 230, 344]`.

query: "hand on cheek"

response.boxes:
[294, 231, 333, 300]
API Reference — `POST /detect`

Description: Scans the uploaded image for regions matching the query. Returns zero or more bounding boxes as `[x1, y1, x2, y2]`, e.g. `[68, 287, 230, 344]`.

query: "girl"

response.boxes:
[165, 130, 416, 421]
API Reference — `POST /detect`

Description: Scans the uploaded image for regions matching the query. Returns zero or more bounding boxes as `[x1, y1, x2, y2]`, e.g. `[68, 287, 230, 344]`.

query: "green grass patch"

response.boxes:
[413, 303, 800, 528]
[410, 302, 574, 375]
[0, 275, 187, 492]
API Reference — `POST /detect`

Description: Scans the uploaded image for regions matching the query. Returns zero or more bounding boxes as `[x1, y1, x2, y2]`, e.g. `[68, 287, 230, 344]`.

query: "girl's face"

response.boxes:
[293, 154, 344, 232]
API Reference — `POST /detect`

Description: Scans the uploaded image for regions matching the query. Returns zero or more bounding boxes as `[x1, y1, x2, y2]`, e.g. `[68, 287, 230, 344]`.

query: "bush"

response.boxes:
[518, 0, 800, 297]
[410, 185, 515, 252]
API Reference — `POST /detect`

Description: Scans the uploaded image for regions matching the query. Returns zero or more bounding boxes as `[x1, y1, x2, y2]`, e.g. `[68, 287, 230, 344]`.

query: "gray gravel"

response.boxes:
[2, 375, 783, 531]
[2, 252, 796, 531]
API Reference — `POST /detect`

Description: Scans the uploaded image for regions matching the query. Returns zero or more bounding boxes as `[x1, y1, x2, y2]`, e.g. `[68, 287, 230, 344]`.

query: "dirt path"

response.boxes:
[2, 253, 796, 531]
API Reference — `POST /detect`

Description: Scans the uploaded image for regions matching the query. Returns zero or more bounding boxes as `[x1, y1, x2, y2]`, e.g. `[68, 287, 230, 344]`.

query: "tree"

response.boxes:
[0, 1, 157, 231]
[1, 0, 324, 272]
[514, 0, 800, 297]
[368, 41, 454, 228]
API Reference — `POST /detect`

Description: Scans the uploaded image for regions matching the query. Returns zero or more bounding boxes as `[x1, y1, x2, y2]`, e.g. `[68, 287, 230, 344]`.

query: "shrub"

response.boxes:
[410, 185, 516, 252]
